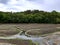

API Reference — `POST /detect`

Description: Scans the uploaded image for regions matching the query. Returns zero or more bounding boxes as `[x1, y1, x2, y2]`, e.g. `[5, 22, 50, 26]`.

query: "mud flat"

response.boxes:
[0, 30, 20, 37]
[0, 39, 36, 45]
[0, 24, 59, 31]
[0, 24, 60, 45]
[25, 28, 60, 37]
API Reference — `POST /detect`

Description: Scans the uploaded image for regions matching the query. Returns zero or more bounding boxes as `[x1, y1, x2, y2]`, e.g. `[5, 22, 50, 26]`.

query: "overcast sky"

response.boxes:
[0, 0, 60, 12]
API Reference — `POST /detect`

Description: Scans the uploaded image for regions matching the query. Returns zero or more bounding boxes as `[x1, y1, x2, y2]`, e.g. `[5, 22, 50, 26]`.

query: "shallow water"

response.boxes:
[0, 31, 60, 45]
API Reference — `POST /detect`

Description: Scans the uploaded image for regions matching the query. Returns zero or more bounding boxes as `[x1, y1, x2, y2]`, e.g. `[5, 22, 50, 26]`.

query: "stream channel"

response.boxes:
[0, 31, 58, 45]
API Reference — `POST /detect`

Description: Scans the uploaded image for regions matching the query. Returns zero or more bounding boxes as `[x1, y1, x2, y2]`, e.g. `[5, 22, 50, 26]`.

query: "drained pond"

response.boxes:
[0, 29, 60, 45]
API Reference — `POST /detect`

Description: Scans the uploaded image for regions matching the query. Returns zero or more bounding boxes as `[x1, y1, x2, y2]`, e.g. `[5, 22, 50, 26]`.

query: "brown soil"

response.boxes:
[0, 30, 20, 36]
[0, 24, 60, 36]
[0, 24, 59, 30]
[26, 29, 60, 36]
[0, 39, 35, 45]
[0, 24, 60, 45]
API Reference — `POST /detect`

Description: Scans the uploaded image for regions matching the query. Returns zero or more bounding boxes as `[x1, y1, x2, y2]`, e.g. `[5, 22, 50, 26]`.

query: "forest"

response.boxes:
[0, 10, 60, 24]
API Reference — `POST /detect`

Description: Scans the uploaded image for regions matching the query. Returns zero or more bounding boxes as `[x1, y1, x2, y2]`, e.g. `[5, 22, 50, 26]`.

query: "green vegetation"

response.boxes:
[0, 10, 60, 23]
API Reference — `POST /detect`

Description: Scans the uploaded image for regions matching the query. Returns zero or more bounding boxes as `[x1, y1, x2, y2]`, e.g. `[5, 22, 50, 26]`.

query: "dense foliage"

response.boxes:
[0, 10, 60, 23]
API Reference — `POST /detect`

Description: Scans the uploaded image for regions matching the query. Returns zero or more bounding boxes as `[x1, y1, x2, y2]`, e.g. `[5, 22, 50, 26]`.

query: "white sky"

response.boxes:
[0, 0, 60, 12]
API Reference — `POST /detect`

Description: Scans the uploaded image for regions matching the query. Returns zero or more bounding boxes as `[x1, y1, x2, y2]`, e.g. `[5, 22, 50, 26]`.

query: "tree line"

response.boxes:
[0, 10, 60, 24]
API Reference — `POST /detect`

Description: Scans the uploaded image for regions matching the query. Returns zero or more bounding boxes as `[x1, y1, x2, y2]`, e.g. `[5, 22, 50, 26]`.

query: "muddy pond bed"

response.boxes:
[0, 39, 36, 45]
[0, 24, 60, 45]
